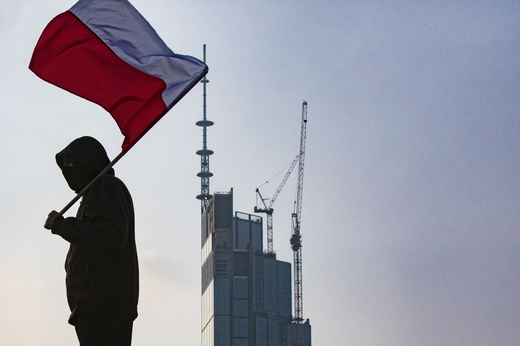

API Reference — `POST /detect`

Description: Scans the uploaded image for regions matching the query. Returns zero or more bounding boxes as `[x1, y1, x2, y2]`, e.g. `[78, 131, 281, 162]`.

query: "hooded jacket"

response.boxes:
[51, 137, 138, 325]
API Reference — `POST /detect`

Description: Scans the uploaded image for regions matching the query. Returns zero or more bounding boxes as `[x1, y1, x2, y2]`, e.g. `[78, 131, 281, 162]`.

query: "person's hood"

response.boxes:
[56, 136, 114, 193]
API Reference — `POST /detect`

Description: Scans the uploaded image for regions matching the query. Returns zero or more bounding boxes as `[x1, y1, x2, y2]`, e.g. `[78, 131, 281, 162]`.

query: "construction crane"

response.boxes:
[255, 154, 299, 254]
[290, 101, 307, 323]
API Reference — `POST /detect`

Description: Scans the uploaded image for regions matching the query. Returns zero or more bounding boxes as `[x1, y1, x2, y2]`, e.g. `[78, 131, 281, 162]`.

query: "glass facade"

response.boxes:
[202, 190, 311, 346]
[201, 192, 233, 346]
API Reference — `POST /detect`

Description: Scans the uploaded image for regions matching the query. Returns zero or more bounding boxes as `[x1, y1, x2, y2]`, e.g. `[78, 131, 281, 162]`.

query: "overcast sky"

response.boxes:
[1, 1, 519, 345]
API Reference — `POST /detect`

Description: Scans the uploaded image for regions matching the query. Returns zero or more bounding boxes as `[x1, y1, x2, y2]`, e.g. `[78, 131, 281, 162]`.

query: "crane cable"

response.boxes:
[256, 158, 298, 190]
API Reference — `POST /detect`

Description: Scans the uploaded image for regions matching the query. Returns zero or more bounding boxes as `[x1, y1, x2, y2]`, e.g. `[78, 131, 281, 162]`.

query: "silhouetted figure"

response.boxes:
[45, 136, 139, 346]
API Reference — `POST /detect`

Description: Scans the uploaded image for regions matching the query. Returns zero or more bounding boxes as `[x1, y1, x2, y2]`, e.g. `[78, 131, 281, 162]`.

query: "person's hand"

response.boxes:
[44, 210, 61, 230]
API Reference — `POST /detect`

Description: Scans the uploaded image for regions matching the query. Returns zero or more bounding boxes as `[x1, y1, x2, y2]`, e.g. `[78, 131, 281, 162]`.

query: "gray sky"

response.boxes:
[1, 1, 519, 345]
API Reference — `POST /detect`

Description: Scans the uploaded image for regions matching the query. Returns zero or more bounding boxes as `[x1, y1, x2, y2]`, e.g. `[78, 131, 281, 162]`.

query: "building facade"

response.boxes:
[202, 190, 309, 346]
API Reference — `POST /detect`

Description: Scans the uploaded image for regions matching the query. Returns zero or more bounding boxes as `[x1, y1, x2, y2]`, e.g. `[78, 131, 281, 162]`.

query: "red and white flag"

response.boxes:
[29, 0, 208, 152]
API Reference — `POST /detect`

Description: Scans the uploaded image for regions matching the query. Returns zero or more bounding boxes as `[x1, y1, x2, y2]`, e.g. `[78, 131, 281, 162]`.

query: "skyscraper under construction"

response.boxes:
[197, 46, 310, 345]
[200, 190, 311, 346]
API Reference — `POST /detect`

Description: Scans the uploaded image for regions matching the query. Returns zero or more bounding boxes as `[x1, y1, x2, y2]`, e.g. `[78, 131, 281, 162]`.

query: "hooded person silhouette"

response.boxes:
[45, 136, 139, 346]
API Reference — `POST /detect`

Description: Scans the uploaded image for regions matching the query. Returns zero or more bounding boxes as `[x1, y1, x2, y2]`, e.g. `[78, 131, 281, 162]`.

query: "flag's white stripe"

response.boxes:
[70, 0, 206, 107]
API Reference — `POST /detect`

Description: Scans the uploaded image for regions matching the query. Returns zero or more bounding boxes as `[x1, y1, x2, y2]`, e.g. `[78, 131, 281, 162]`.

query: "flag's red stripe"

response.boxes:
[29, 11, 167, 151]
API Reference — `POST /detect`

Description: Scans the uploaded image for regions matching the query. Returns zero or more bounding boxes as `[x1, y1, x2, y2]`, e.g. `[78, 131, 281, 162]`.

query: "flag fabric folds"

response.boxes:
[29, 0, 208, 152]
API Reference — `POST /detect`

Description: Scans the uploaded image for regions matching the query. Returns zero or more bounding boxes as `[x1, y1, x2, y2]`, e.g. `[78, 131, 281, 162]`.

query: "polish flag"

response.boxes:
[29, 0, 208, 152]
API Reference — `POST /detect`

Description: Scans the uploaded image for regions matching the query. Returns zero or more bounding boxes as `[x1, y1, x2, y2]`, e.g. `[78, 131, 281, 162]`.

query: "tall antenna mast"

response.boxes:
[196, 44, 213, 213]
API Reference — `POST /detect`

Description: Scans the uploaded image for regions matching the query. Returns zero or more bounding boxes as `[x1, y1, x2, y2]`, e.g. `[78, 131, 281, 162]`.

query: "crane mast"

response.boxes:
[255, 155, 299, 254]
[291, 101, 307, 323]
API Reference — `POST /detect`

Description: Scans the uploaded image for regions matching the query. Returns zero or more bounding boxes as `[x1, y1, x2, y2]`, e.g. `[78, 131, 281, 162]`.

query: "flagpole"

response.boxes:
[58, 150, 127, 215]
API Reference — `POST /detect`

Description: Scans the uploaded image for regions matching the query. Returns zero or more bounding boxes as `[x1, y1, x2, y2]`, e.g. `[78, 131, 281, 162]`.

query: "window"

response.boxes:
[233, 317, 248, 338]
[233, 299, 248, 317]
[233, 277, 248, 299]
[234, 251, 249, 276]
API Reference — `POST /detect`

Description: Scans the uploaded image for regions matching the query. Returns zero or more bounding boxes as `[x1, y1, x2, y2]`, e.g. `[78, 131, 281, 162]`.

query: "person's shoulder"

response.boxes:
[90, 175, 133, 208]
[94, 174, 127, 190]
[93, 175, 133, 201]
